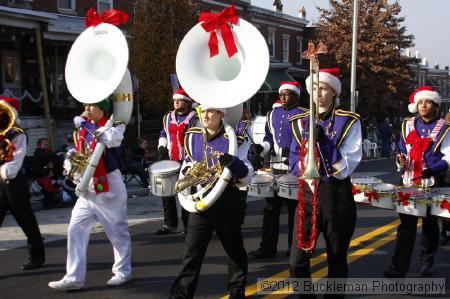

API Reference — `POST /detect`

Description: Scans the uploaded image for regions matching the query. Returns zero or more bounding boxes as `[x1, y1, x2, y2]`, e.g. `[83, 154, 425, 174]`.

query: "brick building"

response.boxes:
[0, 0, 309, 149]
[0, 0, 133, 152]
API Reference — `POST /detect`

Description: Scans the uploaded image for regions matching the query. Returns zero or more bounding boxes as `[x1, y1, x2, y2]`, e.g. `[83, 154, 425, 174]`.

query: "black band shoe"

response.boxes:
[22, 257, 45, 270]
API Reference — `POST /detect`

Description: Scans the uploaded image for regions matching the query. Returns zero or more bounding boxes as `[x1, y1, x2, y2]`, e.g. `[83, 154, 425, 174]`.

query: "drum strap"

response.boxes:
[168, 111, 196, 161]
[77, 117, 109, 193]
[405, 117, 445, 184]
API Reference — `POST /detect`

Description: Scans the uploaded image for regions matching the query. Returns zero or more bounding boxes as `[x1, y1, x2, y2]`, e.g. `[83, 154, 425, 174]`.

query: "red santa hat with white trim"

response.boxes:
[306, 68, 342, 106]
[172, 88, 192, 101]
[0, 96, 20, 124]
[279, 81, 301, 95]
[408, 86, 441, 114]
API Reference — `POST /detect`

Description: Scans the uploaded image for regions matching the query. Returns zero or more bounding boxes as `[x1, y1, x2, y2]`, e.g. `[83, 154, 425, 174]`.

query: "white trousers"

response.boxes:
[63, 172, 131, 283]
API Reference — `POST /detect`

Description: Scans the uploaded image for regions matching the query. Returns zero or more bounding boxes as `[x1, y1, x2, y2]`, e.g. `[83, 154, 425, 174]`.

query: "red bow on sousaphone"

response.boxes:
[296, 42, 327, 252]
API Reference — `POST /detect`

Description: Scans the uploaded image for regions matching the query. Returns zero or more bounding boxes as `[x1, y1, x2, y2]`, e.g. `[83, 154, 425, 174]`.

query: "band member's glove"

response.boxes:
[157, 146, 169, 160]
[281, 148, 290, 158]
[250, 144, 264, 155]
[219, 153, 234, 167]
[219, 153, 249, 178]
[313, 124, 325, 142]
[421, 168, 433, 179]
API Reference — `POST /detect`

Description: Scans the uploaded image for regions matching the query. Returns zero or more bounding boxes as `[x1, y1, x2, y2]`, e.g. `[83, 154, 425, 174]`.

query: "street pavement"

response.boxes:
[0, 158, 449, 298]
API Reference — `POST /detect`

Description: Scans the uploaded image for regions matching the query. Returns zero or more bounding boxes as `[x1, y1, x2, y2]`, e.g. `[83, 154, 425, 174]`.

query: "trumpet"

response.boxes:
[301, 42, 327, 179]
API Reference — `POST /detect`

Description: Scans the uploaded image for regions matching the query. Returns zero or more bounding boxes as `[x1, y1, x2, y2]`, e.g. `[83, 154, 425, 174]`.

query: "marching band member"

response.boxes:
[249, 81, 308, 258]
[0, 97, 45, 270]
[156, 88, 197, 235]
[169, 106, 253, 299]
[384, 86, 450, 278]
[49, 99, 132, 290]
[289, 68, 362, 289]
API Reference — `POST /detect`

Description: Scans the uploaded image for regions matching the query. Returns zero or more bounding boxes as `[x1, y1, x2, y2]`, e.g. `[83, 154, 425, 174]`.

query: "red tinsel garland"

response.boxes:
[296, 140, 320, 252]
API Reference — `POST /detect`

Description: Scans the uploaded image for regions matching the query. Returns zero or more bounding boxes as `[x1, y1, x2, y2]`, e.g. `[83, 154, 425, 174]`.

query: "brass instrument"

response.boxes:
[66, 152, 90, 184]
[65, 22, 133, 195]
[175, 152, 223, 194]
[0, 102, 17, 163]
[175, 6, 268, 212]
[301, 41, 327, 179]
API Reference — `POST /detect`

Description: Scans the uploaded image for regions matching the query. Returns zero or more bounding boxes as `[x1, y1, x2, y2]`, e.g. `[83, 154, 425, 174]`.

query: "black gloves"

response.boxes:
[281, 148, 290, 158]
[313, 124, 325, 142]
[250, 144, 264, 155]
[218, 153, 234, 167]
[157, 146, 169, 161]
[421, 168, 433, 179]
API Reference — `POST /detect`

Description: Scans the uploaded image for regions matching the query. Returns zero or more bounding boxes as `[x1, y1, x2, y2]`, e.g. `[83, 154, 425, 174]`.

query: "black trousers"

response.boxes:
[390, 212, 439, 275]
[259, 194, 297, 253]
[290, 178, 356, 299]
[170, 187, 247, 299]
[258, 169, 297, 253]
[162, 196, 189, 230]
[442, 219, 450, 237]
[0, 172, 45, 260]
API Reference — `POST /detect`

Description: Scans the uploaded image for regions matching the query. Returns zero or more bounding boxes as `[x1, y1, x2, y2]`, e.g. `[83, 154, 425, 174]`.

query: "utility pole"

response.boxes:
[350, 0, 359, 112]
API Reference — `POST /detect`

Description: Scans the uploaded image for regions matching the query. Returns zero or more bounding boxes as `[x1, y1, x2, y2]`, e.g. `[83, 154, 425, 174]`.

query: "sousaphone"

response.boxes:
[175, 7, 269, 212]
[65, 22, 133, 195]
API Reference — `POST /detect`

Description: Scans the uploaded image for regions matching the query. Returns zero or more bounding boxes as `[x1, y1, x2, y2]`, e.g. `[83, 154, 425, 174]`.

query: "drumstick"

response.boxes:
[243, 126, 256, 145]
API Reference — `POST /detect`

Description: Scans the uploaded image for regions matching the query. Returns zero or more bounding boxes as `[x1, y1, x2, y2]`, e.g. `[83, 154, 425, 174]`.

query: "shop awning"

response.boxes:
[260, 70, 296, 92]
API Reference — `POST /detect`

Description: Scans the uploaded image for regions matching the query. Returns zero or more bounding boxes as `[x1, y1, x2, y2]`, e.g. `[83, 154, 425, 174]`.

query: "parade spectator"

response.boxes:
[56, 135, 75, 157]
[121, 145, 149, 188]
[377, 117, 392, 158]
[36, 167, 63, 209]
[133, 137, 152, 168]
[33, 138, 62, 178]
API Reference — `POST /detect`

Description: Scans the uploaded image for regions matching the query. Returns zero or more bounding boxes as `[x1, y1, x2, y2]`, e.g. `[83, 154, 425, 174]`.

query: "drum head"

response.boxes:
[397, 187, 425, 197]
[351, 177, 382, 185]
[431, 187, 450, 197]
[251, 174, 273, 184]
[149, 160, 181, 174]
[373, 183, 396, 192]
[276, 174, 298, 184]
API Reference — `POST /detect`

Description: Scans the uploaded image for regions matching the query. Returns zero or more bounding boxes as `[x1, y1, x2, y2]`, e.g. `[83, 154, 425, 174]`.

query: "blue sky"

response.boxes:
[251, 0, 450, 68]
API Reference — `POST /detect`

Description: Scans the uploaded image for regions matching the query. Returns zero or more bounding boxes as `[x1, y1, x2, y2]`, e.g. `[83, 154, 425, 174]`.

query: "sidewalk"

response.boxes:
[0, 182, 164, 251]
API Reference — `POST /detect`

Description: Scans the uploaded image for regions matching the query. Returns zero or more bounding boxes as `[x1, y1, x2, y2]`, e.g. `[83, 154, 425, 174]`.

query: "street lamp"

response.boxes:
[350, 0, 358, 112]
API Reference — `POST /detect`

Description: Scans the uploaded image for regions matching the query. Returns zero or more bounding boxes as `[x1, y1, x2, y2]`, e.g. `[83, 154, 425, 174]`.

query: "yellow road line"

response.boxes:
[263, 220, 423, 298]
[220, 218, 400, 299]
[263, 230, 399, 298]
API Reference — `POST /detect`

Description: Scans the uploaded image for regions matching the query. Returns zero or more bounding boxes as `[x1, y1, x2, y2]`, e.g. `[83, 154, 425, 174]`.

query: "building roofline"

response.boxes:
[0, 5, 56, 22]
[247, 6, 309, 26]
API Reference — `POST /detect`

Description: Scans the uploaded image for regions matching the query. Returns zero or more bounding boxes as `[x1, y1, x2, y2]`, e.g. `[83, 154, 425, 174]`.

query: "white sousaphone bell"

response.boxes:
[175, 12, 269, 213]
[176, 18, 269, 109]
[65, 22, 133, 195]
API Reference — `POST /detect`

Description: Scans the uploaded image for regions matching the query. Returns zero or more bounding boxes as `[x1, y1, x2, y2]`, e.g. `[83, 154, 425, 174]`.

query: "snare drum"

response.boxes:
[395, 187, 428, 217]
[430, 187, 450, 219]
[248, 174, 274, 197]
[371, 183, 396, 210]
[276, 174, 299, 200]
[351, 177, 382, 205]
[148, 160, 181, 197]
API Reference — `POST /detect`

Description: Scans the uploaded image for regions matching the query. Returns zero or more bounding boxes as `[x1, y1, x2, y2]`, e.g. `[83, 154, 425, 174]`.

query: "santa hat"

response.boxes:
[279, 81, 301, 95]
[173, 88, 192, 101]
[272, 99, 282, 109]
[0, 96, 20, 124]
[408, 86, 441, 114]
[306, 67, 341, 106]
